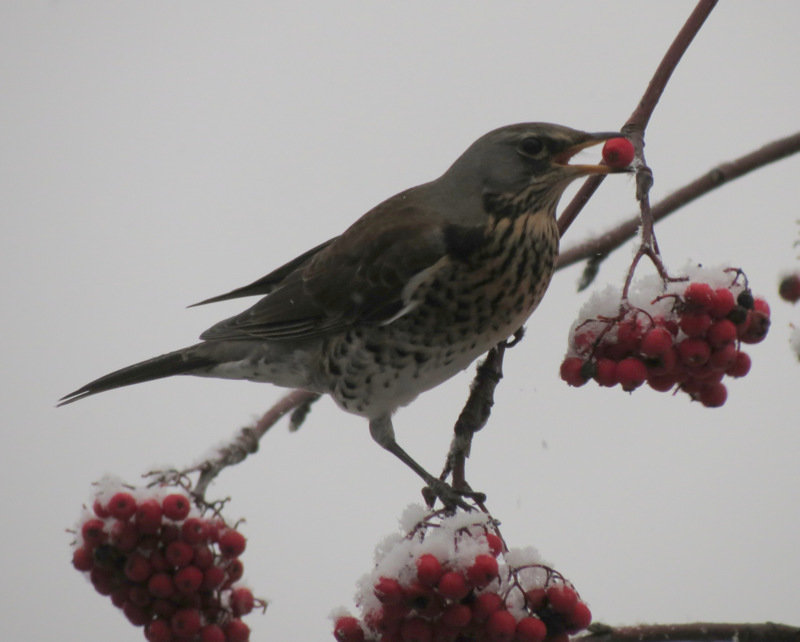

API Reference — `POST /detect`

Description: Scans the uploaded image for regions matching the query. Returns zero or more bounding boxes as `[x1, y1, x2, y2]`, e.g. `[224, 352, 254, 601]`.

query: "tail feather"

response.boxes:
[58, 346, 217, 406]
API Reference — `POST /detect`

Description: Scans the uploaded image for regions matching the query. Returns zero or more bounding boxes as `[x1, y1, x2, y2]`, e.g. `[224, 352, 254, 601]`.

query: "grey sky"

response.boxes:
[2, 2, 799, 640]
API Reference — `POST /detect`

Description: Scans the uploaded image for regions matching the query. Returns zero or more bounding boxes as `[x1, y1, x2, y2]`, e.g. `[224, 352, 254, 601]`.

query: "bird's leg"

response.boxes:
[369, 415, 480, 510]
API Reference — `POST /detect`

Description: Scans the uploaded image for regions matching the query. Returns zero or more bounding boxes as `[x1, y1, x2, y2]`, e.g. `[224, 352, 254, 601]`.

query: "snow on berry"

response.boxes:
[335, 505, 591, 641]
[70, 475, 265, 641]
[560, 264, 771, 408]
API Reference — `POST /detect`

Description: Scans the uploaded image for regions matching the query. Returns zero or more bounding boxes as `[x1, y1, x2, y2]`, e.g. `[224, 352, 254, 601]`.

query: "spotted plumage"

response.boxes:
[60, 123, 624, 493]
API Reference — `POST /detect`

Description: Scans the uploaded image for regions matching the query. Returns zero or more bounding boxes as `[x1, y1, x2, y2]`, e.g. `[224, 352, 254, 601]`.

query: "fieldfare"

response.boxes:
[61, 123, 625, 498]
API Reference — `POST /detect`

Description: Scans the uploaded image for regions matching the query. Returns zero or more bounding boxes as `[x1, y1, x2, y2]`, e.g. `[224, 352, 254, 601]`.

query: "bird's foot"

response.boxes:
[421, 478, 486, 511]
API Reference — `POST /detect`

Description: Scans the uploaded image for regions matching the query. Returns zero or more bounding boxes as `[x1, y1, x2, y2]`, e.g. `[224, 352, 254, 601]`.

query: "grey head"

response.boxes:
[426, 122, 624, 225]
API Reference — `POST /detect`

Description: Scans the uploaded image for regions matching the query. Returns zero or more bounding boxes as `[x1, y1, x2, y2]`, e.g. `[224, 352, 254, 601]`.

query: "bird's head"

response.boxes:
[443, 122, 628, 218]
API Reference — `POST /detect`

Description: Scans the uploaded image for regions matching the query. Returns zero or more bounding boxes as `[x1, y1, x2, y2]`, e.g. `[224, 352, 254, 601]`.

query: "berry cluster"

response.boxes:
[560, 267, 770, 408]
[334, 506, 590, 642]
[71, 477, 261, 641]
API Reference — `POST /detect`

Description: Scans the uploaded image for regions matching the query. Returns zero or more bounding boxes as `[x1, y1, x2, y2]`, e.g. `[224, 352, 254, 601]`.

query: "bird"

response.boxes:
[60, 122, 625, 502]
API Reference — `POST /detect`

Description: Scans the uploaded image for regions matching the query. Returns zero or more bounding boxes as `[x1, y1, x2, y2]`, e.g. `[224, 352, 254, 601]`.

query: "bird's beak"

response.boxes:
[553, 131, 629, 174]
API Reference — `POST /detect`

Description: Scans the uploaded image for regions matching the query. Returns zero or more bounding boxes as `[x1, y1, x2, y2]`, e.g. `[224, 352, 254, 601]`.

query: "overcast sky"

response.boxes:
[2, 2, 799, 640]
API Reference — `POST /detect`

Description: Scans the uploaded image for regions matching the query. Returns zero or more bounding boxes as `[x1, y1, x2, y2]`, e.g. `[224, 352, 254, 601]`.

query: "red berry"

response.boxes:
[466, 554, 499, 588]
[174, 565, 203, 594]
[161, 494, 191, 521]
[416, 554, 444, 586]
[779, 274, 800, 303]
[516, 616, 547, 642]
[400, 617, 433, 642]
[546, 585, 578, 614]
[640, 327, 673, 357]
[560, 357, 588, 387]
[403, 582, 441, 617]
[594, 358, 617, 387]
[199, 624, 226, 642]
[615, 357, 647, 391]
[72, 546, 94, 571]
[219, 529, 247, 557]
[151, 599, 177, 619]
[645, 346, 677, 376]
[601, 137, 635, 168]
[375, 577, 404, 604]
[181, 518, 207, 544]
[224, 619, 251, 642]
[224, 558, 245, 584]
[472, 591, 504, 621]
[677, 338, 711, 367]
[147, 573, 175, 599]
[108, 492, 137, 520]
[124, 551, 153, 583]
[616, 318, 642, 351]
[683, 282, 714, 309]
[145, 618, 172, 642]
[524, 587, 547, 610]
[707, 319, 737, 348]
[110, 520, 139, 552]
[725, 350, 751, 377]
[709, 342, 737, 370]
[171, 608, 202, 637]
[201, 565, 226, 590]
[740, 309, 770, 344]
[135, 499, 163, 534]
[123, 601, 151, 627]
[80, 519, 107, 547]
[231, 587, 255, 616]
[679, 312, 712, 337]
[698, 382, 727, 407]
[486, 610, 517, 641]
[567, 601, 593, 631]
[89, 567, 115, 595]
[710, 288, 736, 318]
[192, 545, 214, 570]
[334, 617, 365, 642]
[436, 571, 469, 600]
[753, 297, 770, 316]
[128, 584, 152, 607]
[93, 498, 110, 519]
[485, 532, 504, 557]
[165, 540, 194, 568]
[441, 603, 472, 628]
[647, 374, 677, 392]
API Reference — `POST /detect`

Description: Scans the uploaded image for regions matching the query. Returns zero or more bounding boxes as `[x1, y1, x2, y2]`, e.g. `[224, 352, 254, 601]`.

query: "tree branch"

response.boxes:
[583, 622, 800, 642]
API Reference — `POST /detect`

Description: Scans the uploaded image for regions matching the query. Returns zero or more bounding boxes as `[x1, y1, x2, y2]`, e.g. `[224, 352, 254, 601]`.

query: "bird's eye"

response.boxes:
[518, 137, 544, 156]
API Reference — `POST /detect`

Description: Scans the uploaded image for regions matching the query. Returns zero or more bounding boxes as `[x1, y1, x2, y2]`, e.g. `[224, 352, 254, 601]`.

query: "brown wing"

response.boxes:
[189, 238, 337, 307]
[199, 190, 463, 342]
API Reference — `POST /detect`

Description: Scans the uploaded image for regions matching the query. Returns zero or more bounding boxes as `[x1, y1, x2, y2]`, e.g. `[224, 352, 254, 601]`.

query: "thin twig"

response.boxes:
[557, 132, 800, 271]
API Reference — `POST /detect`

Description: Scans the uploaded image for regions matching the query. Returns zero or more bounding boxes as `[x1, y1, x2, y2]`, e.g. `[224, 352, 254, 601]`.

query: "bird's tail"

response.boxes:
[58, 344, 217, 406]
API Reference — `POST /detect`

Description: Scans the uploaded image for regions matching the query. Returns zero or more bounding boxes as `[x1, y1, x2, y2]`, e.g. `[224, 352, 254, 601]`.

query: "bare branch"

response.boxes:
[188, 390, 321, 501]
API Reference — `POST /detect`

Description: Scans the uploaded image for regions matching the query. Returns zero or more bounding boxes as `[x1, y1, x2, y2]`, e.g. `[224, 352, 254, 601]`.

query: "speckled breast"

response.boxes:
[320, 211, 560, 417]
